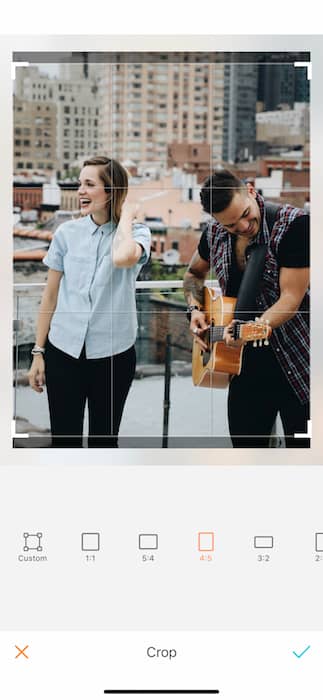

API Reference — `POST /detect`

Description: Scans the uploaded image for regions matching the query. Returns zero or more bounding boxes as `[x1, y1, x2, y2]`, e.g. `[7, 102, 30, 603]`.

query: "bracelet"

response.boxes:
[31, 345, 45, 355]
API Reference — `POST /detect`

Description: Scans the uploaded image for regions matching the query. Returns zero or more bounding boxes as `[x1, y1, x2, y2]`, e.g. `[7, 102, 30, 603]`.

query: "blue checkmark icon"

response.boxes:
[292, 645, 311, 658]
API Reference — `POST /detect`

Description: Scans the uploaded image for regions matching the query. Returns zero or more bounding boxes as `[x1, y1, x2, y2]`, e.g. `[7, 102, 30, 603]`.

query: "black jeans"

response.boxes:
[45, 341, 136, 448]
[228, 345, 310, 448]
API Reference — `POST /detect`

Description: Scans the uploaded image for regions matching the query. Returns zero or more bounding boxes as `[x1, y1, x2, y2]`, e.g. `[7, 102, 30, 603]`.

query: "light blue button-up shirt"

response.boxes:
[43, 215, 151, 359]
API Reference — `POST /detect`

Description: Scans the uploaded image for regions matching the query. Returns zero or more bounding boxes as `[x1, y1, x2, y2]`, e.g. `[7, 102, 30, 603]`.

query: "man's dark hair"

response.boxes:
[200, 169, 246, 214]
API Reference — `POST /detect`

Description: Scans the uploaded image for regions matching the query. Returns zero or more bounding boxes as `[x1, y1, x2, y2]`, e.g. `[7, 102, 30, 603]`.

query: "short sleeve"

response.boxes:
[133, 223, 151, 264]
[198, 227, 210, 262]
[42, 225, 67, 271]
[277, 215, 309, 268]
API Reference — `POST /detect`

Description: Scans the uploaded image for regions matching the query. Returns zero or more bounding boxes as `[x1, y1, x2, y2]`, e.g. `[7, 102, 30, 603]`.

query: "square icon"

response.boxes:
[315, 533, 323, 552]
[81, 532, 100, 552]
[139, 534, 158, 550]
[254, 536, 274, 549]
[198, 532, 215, 552]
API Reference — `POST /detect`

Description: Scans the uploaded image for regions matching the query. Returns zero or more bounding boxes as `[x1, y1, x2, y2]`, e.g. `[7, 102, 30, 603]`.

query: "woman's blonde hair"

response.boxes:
[82, 155, 128, 223]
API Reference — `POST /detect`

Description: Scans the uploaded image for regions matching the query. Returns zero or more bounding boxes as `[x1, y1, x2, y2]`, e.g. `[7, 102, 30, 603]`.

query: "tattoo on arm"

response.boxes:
[183, 273, 205, 306]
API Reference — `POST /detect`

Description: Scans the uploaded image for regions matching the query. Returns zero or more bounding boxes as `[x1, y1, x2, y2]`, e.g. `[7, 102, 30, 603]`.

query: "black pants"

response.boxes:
[228, 345, 310, 448]
[45, 341, 136, 448]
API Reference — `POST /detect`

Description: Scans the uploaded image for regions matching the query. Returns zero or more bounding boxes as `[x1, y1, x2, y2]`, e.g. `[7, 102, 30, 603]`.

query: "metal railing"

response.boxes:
[12, 280, 283, 448]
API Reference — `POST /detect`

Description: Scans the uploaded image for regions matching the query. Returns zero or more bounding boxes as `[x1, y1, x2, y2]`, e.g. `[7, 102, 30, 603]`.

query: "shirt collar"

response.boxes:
[87, 215, 115, 236]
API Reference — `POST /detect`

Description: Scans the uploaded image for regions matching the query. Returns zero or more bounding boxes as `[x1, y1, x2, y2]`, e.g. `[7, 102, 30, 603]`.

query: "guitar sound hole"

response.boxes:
[201, 327, 211, 366]
[202, 349, 211, 367]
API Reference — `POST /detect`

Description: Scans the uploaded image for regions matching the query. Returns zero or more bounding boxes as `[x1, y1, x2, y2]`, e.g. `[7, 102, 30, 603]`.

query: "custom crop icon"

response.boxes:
[23, 532, 43, 552]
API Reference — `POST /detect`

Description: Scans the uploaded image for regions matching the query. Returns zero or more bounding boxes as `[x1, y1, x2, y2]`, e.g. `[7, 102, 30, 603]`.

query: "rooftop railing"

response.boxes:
[13, 280, 283, 448]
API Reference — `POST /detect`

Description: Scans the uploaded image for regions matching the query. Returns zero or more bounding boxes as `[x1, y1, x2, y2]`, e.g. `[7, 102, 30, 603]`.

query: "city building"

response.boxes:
[13, 179, 43, 210]
[97, 58, 225, 168]
[14, 57, 310, 187]
[257, 64, 310, 111]
[14, 65, 101, 176]
[222, 63, 258, 163]
[167, 142, 211, 182]
[256, 103, 309, 149]
[14, 96, 57, 172]
[58, 181, 80, 211]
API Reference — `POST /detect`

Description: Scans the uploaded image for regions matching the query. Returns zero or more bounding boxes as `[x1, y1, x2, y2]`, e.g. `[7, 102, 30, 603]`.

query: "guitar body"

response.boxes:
[192, 289, 244, 389]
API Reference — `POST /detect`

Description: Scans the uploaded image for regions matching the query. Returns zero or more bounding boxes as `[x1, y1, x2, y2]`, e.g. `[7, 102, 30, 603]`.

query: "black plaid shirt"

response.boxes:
[206, 194, 309, 404]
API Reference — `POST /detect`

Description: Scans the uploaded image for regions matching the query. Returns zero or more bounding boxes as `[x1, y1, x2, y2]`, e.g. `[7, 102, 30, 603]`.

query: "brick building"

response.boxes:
[13, 182, 43, 210]
[167, 143, 211, 183]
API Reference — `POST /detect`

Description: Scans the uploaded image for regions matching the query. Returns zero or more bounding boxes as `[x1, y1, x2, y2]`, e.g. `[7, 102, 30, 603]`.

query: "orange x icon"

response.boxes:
[15, 645, 29, 659]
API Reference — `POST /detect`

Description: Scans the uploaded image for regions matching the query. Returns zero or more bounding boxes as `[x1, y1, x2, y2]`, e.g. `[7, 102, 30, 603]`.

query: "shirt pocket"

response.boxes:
[63, 254, 92, 289]
[94, 253, 113, 287]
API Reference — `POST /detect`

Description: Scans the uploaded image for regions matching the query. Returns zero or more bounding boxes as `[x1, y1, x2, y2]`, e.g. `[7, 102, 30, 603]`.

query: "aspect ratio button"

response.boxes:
[147, 646, 177, 660]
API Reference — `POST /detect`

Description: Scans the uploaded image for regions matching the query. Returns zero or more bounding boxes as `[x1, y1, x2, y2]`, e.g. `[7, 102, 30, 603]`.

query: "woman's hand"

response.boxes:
[120, 200, 140, 221]
[28, 354, 46, 393]
[113, 199, 144, 267]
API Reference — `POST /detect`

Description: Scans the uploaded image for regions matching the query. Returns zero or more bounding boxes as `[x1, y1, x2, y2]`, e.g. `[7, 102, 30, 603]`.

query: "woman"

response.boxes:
[28, 156, 151, 447]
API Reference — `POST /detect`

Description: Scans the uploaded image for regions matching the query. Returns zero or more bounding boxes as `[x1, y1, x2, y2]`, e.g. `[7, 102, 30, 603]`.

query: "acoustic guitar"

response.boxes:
[192, 287, 272, 389]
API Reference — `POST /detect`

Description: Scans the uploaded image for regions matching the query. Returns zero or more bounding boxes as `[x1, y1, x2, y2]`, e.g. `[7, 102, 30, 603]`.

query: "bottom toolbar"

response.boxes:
[1, 630, 322, 700]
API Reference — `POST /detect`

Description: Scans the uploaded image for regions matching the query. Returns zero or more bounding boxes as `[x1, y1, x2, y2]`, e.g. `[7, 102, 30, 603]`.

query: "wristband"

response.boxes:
[186, 304, 201, 322]
[31, 345, 45, 356]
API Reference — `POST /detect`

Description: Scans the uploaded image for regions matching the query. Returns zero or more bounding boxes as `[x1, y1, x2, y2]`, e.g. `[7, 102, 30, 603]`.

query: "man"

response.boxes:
[183, 170, 310, 448]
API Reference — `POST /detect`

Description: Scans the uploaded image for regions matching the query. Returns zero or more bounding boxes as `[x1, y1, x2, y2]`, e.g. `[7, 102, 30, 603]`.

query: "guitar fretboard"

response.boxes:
[208, 324, 241, 343]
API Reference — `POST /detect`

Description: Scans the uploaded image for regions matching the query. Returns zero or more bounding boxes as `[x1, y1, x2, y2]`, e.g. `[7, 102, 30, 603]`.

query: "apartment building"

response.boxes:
[98, 59, 226, 167]
[14, 65, 101, 175]
[14, 96, 57, 172]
